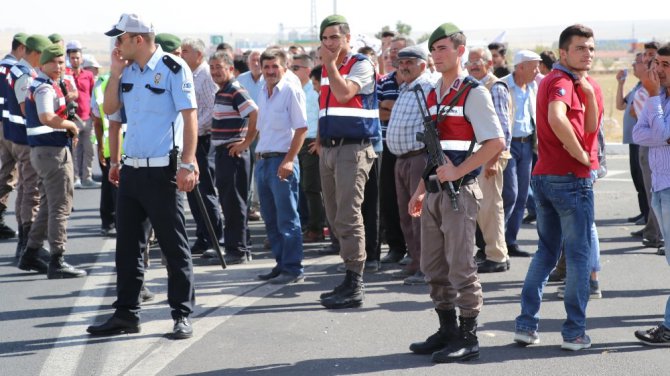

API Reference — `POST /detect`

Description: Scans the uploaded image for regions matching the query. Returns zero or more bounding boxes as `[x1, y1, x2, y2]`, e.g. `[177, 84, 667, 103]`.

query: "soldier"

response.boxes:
[407, 23, 504, 363]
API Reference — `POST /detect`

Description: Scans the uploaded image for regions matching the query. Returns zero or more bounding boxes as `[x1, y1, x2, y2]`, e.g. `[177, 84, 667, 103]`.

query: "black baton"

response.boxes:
[193, 183, 226, 269]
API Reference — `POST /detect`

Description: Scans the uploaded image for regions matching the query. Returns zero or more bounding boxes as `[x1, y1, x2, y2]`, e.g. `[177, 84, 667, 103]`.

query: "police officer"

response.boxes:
[407, 23, 505, 363]
[21, 44, 87, 279]
[87, 13, 199, 340]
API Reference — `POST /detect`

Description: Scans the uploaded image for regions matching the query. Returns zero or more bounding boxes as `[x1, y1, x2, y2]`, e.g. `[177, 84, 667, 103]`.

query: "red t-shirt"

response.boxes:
[533, 69, 603, 178]
[72, 69, 94, 120]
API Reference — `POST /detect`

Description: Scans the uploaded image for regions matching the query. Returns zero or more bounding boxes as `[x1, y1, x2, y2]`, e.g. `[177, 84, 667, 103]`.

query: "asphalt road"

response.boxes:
[0, 153, 667, 376]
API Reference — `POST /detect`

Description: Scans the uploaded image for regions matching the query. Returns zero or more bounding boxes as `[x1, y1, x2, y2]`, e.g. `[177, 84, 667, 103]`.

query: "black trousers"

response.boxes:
[362, 157, 381, 262]
[629, 144, 649, 219]
[380, 144, 407, 253]
[215, 146, 251, 256]
[99, 158, 116, 229]
[114, 166, 195, 320]
[186, 135, 224, 246]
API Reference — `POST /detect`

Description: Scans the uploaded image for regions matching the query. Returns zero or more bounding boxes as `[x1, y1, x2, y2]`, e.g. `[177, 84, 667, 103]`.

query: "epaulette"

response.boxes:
[162, 55, 181, 74]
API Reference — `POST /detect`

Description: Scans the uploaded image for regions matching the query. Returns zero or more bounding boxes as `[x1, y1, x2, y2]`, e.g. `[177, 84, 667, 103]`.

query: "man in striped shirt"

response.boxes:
[209, 50, 258, 265]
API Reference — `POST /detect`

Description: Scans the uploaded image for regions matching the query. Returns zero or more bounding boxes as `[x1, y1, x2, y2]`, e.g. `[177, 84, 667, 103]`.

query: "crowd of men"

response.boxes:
[3, 12, 670, 363]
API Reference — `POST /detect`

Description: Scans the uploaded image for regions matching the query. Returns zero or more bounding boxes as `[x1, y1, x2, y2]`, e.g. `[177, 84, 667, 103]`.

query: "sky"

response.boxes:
[4, 0, 669, 37]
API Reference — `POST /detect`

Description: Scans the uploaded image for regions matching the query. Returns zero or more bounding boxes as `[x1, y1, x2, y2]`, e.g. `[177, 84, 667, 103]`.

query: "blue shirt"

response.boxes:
[632, 90, 670, 192]
[303, 80, 319, 139]
[507, 76, 536, 137]
[118, 46, 197, 158]
[623, 82, 642, 144]
[237, 71, 264, 104]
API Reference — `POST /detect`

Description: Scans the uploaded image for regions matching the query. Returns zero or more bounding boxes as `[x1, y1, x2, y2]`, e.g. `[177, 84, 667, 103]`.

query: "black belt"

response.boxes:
[397, 148, 426, 159]
[424, 175, 476, 193]
[320, 137, 370, 147]
[512, 135, 533, 143]
[255, 152, 286, 160]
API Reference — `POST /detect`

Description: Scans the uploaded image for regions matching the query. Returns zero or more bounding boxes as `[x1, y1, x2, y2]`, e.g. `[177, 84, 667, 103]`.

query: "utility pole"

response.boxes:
[333, 0, 337, 14]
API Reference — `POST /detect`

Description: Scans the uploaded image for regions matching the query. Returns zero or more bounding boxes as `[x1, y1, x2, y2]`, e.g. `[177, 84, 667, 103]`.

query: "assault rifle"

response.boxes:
[58, 78, 83, 138]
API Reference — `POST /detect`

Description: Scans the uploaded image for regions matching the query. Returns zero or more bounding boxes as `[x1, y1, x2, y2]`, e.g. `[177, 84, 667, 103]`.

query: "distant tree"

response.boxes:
[417, 33, 430, 44]
[396, 21, 412, 37]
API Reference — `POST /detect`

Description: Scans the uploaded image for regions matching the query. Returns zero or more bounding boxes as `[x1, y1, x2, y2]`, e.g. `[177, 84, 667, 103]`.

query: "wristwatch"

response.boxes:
[179, 162, 196, 172]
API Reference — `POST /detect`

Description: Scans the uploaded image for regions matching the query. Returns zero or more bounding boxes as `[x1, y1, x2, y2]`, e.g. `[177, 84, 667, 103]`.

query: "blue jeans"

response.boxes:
[516, 174, 594, 341]
[256, 156, 304, 276]
[503, 140, 533, 245]
[650, 188, 670, 328]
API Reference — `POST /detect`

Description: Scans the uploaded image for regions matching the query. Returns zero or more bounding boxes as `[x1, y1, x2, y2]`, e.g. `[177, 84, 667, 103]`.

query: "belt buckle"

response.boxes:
[132, 158, 139, 168]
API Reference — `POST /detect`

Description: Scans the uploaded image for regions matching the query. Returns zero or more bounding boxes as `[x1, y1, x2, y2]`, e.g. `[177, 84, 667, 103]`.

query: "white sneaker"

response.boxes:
[73, 178, 82, 189]
[561, 334, 591, 351]
[81, 178, 101, 189]
[514, 330, 540, 346]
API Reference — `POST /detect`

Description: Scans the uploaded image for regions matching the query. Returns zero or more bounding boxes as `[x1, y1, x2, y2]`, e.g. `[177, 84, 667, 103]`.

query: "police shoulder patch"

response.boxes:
[557, 88, 566, 97]
[162, 55, 182, 74]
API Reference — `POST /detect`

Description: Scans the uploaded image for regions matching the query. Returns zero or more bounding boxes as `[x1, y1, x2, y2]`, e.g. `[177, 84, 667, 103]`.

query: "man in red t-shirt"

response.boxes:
[514, 24, 603, 352]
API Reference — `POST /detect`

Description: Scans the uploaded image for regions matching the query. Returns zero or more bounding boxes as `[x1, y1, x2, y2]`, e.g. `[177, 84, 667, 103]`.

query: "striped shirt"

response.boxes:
[632, 90, 670, 192]
[211, 78, 258, 146]
[193, 62, 218, 136]
[376, 71, 399, 137]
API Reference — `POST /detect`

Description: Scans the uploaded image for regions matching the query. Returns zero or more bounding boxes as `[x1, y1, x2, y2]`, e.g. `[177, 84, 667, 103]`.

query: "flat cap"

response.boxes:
[428, 23, 461, 50]
[155, 33, 181, 53]
[398, 45, 427, 61]
[320, 14, 348, 38]
[26, 35, 53, 53]
[48, 33, 63, 43]
[513, 49, 541, 66]
[39, 44, 65, 65]
[13, 33, 28, 45]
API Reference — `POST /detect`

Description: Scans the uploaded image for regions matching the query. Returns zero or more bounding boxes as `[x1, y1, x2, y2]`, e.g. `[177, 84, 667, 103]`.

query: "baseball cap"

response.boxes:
[105, 13, 155, 37]
[82, 55, 101, 69]
[66, 40, 83, 51]
[513, 50, 541, 66]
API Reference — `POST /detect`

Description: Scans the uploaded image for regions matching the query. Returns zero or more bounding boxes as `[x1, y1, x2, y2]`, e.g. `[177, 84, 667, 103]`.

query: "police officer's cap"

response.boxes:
[320, 15, 348, 38]
[428, 23, 462, 50]
[26, 35, 53, 53]
[105, 13, 155, 37]
[155, 33, 181, 53]
[39, 44, 65, 66]
[13, 33, 29, 46]
[48, 33, 63, 43]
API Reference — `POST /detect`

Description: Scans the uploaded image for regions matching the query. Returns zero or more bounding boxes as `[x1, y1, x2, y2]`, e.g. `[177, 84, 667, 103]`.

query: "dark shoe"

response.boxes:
[303, 230, 325, 243]
[223, 252, 251, 265]
[258, 268, 281, 281]
[101, 226, 116, 237]
[320, 270, 364, 309]
[404, 271, 427, 285]
[630, 229, 644, 238]
[642, 238, 664, 248]
[140, 285, 155, 302]
[0, 209, 16, 239]
[477, 259, 508, 273]
[190, 239, 210, 255]
[410, 308, 459, 354]
[172, 316, 193, 339]
[269, 272, 305, 285]
[87, 316, 140, 336]
[635, 325, 670, 346]
[431, 316, 480, 363]
[47, 256, 87, 279]
[380, 250, 405, 263]
[391, 268, 414, 279]
[627, 213, 644, 223]
[548, 268, 566, 282]
[635, 217, 647, 226]
[364, 260, 380, 273]
[522, 213, 536, 224]
[201, 249, 221, 259]
[398, 255, 412, 265]
[474, 249, 486, 264]
[507, 244, 531, 257]
[318, 243, 340, 255]
[658, 247, 666, 256]
[248, 209, 261, 221]
[18, 247, 48, 273]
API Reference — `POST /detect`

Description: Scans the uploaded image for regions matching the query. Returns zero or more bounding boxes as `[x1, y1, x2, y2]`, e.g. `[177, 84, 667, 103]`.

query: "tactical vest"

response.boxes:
[426, 76, 481, 178]
[25, 76, 70, 147]
[4, 64, 35, 144]
[318, 53, 380, 140]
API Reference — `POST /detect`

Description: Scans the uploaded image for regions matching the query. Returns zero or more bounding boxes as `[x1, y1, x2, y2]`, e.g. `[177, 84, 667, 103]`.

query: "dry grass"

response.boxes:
[591, 71, 636, 143]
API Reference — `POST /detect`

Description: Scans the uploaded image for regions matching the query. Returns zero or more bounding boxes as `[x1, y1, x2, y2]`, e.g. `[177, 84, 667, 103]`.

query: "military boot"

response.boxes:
[14, 223, 24, 259]
[410, 308, 459, 354]
[320, 270, 364, 309]
[18, 246, 48, 273]
[432, 315, 480, 363]
[47, 254, 87, 279]
[0, 207, 16, 239]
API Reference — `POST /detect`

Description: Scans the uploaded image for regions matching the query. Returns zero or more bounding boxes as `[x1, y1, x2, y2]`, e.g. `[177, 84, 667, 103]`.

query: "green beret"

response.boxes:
[13, 33, 28, 45]
[39, 44, 65, 65]
[320, 14, 348, 38]
[428, 23, 461, 50]
[26, 35, 53, 53]
[155, 33, 181, 53]
[48, 33, 63, 43]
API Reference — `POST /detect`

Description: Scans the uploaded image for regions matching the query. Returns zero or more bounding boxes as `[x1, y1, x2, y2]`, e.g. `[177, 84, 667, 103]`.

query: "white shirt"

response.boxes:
[255, 74, 307, 153]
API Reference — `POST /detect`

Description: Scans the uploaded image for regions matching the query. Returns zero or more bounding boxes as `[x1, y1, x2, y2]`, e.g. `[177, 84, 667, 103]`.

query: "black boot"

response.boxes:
[18, 246, 48, 273]
[14, 223, 24, 259]
[431, 316, 480, 363]
[47, 254, 87, 279]
[0, 207, 16, 239]
[410, 308, 458, 354]
[320, 270, 364, 309]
